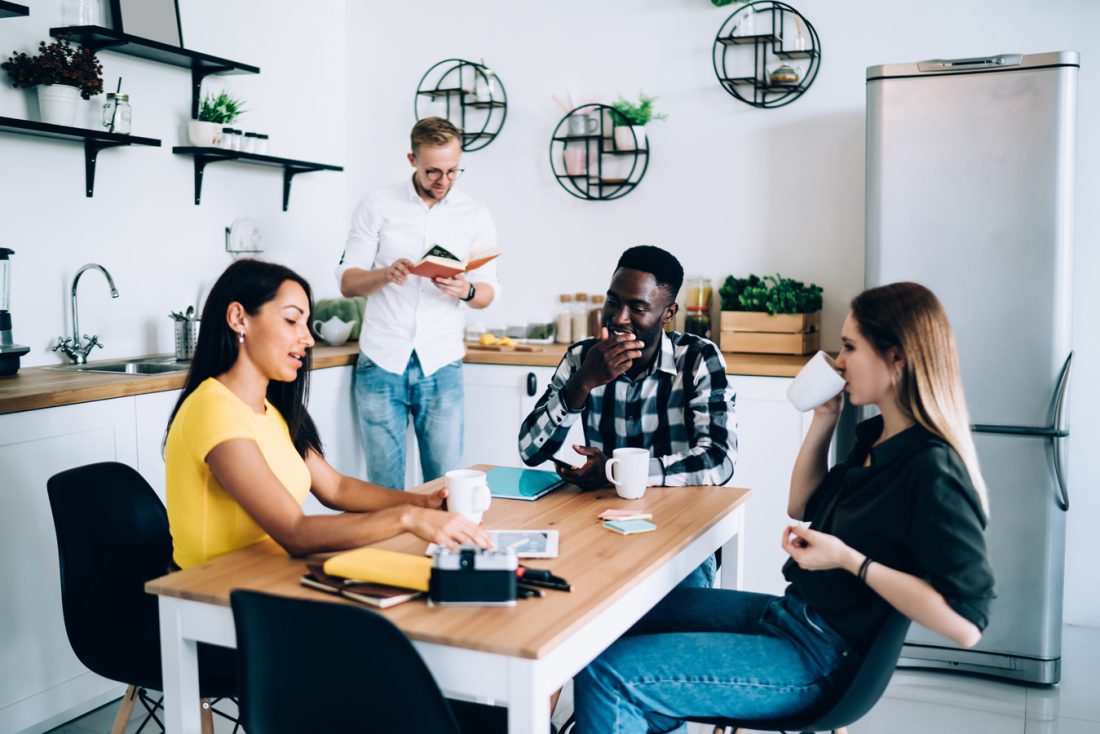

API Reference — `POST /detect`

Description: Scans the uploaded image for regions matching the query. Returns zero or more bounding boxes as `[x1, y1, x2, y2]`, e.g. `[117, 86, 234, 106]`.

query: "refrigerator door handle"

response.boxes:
[1048, 352, 1073, 511]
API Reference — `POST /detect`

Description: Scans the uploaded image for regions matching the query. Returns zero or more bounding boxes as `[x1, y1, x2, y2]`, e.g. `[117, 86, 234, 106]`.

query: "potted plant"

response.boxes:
[718, 273, 823, 354]
[2, 38, 103, 126]
[610, 91, 666, 152]
[189, 90, 247, 147]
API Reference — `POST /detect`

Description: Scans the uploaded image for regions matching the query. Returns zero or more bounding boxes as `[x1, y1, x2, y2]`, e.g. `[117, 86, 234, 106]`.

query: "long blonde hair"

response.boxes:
[851, 282, 989, 515]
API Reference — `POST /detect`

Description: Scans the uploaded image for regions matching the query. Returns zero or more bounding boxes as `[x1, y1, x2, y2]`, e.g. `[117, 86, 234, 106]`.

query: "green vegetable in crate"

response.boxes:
[719, 274, 822, 315]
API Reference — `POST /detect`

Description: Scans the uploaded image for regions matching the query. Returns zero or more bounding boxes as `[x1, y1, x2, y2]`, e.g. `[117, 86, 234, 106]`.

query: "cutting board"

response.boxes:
[465, 342, 544, 352]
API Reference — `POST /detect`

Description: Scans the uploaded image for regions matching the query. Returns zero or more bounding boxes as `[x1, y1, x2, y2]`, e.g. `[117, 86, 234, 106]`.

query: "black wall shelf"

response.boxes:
[548, 103, 649, 201]
[711, 1, 821, 109]
[49, 25, 259, 118]
[0, 116, 160, 196]
[172, 147, 343, 212]
[414, 59, 507, 152]
[0, 1, 29, 19]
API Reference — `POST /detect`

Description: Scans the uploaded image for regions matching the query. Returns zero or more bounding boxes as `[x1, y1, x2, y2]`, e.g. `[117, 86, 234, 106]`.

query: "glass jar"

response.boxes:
[572, 292, 590, 341]
[218, 127, 236, 150]
[100, 92, 131, 134]
[588, 294, 605, 339]
[241, 132, 258, 154]
[684, 308, 711, 340]
[555, 294, 574, 344]
[254, 133, 269, 155]
[684, 275, 713, 312]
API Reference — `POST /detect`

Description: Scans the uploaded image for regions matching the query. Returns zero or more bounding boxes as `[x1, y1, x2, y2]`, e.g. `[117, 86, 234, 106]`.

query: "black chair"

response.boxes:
[47, 461, 238, 733]
[692, 611, 912, 734]
[231, 589, 468, 733]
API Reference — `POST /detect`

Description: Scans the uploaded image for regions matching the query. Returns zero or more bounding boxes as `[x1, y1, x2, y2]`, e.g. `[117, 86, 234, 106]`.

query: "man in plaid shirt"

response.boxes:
[518, 246, 737, 493]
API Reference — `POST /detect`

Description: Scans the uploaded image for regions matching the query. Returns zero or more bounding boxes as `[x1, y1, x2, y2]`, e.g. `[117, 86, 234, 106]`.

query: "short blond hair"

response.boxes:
[411, 117, 461, 153]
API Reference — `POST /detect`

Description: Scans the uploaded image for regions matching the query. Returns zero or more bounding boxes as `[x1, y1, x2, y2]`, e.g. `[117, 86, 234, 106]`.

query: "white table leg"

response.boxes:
[159, 597, 202, 734]
[732, 505, 745, 591]
[507, 658, 551, 734]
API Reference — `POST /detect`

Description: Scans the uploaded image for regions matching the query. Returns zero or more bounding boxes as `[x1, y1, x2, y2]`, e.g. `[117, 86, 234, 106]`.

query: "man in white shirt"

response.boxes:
[336, 117, 499, 489]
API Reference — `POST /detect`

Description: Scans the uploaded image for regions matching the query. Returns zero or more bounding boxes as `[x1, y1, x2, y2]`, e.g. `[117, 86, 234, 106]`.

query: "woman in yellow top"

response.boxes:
[165, 259, 489, 568]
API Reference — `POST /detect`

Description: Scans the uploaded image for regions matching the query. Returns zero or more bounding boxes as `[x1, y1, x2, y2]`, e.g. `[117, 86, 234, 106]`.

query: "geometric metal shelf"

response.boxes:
[712, 1, 821, 109]
[548, 103, 649, 201]
[172, 147, 343, 212]
[0, 1, 29, 19]
[50, 25, 259, 118]
[0, 115, 161, 197]
[414, 58, 507, 152]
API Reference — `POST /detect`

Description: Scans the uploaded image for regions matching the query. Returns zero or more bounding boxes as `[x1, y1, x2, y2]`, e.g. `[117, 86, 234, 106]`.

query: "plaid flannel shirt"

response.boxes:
[517, 331, 737, 486]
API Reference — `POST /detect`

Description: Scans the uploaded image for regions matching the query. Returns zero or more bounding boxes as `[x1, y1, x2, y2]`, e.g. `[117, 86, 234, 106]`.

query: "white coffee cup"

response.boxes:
[787, 350, 846, 412]
[445, 469, 491, 523]
[604, 447, 650, 500]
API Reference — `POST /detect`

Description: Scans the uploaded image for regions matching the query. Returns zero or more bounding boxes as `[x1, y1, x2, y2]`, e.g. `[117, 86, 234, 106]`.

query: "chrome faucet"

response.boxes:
[52, 263, 119, 364]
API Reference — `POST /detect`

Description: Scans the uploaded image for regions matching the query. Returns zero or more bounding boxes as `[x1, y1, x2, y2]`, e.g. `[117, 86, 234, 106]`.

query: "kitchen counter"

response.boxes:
[0, 343, 814, 415]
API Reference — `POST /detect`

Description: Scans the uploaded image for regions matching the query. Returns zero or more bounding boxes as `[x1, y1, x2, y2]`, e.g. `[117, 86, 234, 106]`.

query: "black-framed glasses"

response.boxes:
[424, 167, 464, 182]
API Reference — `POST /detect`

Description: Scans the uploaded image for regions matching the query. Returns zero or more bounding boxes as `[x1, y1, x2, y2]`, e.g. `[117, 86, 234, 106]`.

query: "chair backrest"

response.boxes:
[804, 610, 912, 731]
[230, 590, 462, 734]
[46, 461, 170, 689]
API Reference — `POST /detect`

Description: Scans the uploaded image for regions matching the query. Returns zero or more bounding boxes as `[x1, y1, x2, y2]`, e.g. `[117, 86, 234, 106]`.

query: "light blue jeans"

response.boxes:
[574, 588, 858, 733]
[353, 352, 464, 490]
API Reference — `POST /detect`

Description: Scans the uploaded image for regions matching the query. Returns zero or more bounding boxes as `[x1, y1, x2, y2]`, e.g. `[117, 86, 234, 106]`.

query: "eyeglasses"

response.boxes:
[423, 167, 464, 182]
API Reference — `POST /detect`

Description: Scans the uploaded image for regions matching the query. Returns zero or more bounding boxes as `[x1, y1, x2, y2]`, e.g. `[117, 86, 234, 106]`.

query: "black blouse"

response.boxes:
[783, 415, 995, 654]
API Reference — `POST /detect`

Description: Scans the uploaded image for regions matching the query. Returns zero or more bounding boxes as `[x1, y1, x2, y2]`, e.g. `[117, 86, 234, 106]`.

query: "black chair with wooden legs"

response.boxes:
[47, 461, 239, 733]
[231, 590, 471, 733]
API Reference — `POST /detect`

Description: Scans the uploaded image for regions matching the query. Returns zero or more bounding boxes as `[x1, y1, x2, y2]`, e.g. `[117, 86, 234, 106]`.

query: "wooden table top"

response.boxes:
[146, 466, 751, 660]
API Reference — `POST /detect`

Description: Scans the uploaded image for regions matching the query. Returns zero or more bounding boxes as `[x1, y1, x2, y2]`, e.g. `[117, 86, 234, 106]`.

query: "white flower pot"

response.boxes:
[187, 120, 222, 147]
[613, 125, 647, 151]
[37, 84, 79, 127]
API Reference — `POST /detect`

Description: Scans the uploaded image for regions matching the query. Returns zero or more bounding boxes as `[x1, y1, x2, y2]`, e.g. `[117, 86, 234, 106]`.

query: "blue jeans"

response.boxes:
[575, 588, 858, 733]
[353, 352, 464, 490]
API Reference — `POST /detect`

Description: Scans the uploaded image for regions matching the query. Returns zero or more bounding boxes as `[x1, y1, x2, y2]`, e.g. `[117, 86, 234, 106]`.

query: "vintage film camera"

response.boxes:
[428, 545, 518, 606]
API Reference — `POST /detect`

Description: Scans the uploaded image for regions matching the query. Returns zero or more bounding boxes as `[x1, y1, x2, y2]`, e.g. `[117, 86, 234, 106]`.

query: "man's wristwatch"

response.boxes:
[461, 283, 476, 302]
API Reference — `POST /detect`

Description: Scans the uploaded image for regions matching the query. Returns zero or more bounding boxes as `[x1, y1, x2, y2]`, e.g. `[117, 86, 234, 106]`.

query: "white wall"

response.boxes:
[0, 0, 347, 363]
[345, 0, 1100, 628]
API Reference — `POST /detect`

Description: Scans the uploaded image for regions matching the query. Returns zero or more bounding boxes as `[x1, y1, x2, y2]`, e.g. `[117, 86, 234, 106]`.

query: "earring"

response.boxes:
[238, 332, 245, 344]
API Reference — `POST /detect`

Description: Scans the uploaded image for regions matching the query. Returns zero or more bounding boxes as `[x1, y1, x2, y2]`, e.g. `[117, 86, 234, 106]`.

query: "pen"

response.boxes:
[519, 577, 572, 592]
[517, 585, 544, 599]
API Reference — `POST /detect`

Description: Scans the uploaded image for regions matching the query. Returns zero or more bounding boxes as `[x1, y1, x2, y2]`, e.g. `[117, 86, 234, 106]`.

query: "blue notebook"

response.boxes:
[486, 467, 566, 501]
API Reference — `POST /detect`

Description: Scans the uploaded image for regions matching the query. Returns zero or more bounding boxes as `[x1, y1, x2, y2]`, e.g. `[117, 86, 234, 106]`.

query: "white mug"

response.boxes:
[445, 469, 491, 523]
[604, 447, 650, 500]
[787, 350, 846, 412]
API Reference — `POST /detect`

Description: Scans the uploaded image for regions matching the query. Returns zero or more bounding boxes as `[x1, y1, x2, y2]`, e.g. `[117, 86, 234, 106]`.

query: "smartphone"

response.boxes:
[551, 457, 578, 472]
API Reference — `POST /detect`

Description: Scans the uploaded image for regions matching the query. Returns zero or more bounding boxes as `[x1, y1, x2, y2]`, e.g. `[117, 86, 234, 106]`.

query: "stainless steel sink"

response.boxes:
[46, 356, 190, 375]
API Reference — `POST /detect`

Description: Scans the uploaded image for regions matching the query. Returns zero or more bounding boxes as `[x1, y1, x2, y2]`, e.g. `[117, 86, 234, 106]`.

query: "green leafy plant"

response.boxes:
[610, 91, 667, 126]
[720, 273, 823, 314]
[2, 38, 103, 99]
[197, 90, 247, 124]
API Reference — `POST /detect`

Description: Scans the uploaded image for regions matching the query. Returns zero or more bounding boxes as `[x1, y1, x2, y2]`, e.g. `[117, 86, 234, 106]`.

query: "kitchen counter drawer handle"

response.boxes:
[526, 372, 537, 397]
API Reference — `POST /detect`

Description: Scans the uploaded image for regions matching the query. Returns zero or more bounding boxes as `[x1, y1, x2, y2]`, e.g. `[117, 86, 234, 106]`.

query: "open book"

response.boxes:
[408, 243, 501, 279]
[301, 564, 424, 609]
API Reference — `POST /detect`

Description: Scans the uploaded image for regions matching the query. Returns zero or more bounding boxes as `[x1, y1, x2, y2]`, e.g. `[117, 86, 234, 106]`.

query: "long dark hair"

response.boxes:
[165, 259, 322, 457]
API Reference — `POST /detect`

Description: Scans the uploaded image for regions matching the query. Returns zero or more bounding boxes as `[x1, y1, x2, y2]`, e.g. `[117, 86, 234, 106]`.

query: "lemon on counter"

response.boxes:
[498, 337, 516, 347]
[479, 333, 499, 346]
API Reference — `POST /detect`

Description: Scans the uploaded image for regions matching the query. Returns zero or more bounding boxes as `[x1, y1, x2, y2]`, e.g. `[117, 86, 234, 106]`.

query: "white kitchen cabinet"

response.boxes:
[0, 398, 138, 734]
[134, 388, 180, 503]
[721, 375, 818, 596]
[303, 365, 364, 513]
[461, 363, 583, 471]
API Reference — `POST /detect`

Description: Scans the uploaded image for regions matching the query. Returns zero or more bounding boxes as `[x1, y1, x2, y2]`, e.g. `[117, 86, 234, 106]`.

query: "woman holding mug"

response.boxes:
[573, 282, 995, 733]
[164, 259, 489, 569]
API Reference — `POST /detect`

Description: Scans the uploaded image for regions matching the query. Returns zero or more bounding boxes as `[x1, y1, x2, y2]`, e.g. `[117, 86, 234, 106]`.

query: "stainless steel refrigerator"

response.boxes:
[864, 51, 1078, 684]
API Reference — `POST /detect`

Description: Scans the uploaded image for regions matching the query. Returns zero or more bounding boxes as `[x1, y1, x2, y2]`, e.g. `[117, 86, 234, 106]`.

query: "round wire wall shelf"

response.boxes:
[548, 103, 649, 201]
[414, 58, 507, 152]
[712, 1, 821, 109]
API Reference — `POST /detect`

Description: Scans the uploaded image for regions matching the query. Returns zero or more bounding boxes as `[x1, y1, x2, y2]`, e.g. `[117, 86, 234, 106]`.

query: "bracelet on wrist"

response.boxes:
[857, 555, 874, 583]
[461, 283, 476, 302]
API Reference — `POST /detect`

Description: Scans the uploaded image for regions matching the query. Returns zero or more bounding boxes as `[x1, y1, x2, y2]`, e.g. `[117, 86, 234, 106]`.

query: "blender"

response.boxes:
[0, 248, 30, 376]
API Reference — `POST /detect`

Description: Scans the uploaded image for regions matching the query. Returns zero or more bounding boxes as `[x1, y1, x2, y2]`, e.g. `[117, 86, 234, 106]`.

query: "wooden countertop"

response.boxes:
[0, 343, 812, 416]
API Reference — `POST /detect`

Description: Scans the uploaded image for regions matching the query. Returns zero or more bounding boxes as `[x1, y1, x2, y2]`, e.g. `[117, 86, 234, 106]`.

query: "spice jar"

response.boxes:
[572, 293, 590, 341]
[254, 133, 269, 155]
[588, 294, 605, 339]
[101, 93, 131, 134]
[555, 294, 574, 344]
[242, 131, 258, 154]
[684, 276, 713, 340]
[218, 127, 237, 150]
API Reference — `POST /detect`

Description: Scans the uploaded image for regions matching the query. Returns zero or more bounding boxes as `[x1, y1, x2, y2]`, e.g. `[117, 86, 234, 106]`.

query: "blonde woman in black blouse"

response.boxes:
[574, 282, 995, 733]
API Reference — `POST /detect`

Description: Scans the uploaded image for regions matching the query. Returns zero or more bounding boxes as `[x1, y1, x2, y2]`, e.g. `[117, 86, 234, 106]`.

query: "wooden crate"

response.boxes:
[719, 310, 820, 355]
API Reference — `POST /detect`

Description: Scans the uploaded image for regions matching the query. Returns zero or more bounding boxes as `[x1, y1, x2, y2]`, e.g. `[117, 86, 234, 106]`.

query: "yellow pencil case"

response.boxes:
[323, 547, 433, 592]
